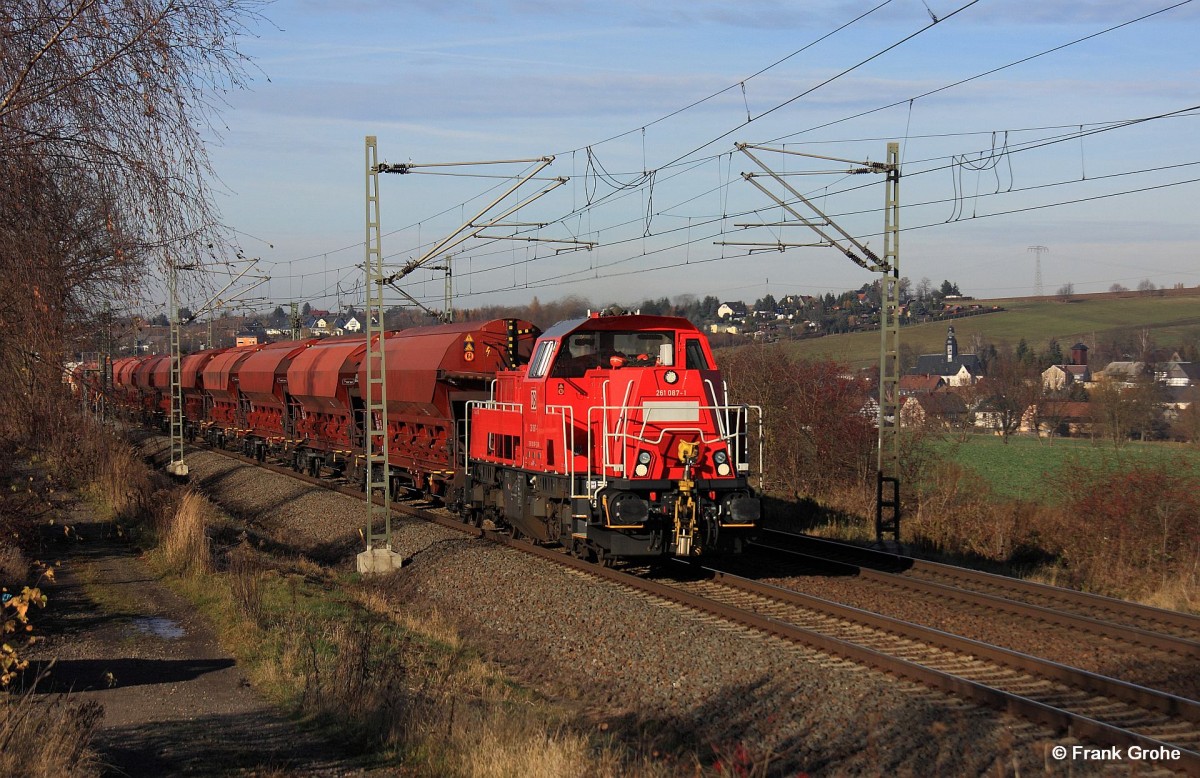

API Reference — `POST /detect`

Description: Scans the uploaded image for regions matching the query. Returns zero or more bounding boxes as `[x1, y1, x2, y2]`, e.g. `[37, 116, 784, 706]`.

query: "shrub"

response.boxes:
[1046, 460, 1200, 599]
[722, 346, 875, 497]
[908, 461, 1040, 562]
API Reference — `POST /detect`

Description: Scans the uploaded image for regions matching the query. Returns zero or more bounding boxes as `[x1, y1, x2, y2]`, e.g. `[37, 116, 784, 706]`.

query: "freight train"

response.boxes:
[91, 312, 762, 561]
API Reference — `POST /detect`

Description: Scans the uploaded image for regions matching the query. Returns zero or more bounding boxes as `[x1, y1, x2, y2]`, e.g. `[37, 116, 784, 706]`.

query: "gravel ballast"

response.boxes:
[142, 437, 1138, 775]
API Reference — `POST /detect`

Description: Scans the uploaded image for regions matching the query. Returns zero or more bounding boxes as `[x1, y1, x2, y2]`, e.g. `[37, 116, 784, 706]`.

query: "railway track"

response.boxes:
[656, 566, 1200, 773]
[752, 529, 1200, 657]
[197, 444, 1200, 773]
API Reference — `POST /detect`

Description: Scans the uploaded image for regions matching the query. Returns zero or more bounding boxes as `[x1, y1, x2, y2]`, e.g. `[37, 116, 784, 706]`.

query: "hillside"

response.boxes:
[773, 287, 1200, 369]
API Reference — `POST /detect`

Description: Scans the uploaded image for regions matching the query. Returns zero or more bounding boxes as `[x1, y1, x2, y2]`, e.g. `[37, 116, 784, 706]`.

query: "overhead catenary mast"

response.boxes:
[727, 141, 902, 545]
[356, 139, 596, 572]
[167, 255, 187, 477]
[170, 258, 269, 477]
[358, 136, 400, 574]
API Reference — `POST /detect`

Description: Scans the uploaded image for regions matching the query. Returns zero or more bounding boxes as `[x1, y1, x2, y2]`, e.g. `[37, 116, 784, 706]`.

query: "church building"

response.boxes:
[912, 325, 983, 386]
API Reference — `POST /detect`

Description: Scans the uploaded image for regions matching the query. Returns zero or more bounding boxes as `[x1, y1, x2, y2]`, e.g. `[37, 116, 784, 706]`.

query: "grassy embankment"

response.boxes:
[89, 436, 681, 777]
[791, 431, 1200, 612]
[6, 417, 679, 777]
[935, 434, 1200, 501]
[781, 289, 1200, 369]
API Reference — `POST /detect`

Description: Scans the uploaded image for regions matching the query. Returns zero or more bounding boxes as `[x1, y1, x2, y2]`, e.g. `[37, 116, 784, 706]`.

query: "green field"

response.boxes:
[779, 289, 1200, 369]
[935, 434, 1200, 502]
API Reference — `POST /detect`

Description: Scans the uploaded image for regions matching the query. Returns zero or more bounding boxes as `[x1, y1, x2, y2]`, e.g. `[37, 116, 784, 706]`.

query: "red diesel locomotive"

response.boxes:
[457, 312, 760, 560]
[104, 312, 762, 560]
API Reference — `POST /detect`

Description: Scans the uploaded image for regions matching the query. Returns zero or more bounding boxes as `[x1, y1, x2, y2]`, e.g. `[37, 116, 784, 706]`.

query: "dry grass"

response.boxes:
[0, 675, 103, 777]
[1141, 564, 1199, 612]
[227, 545, 266, 624]
[156, 490, 212, 577]
[460, 722, 623, 778]
[58, 420, 158, 528]
[780, 453, 1200, 614]
[193, 559, 662, 776]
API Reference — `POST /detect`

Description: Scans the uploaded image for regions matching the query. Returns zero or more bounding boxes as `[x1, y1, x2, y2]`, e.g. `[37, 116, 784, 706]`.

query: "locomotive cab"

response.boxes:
[463, 312, 762, 561]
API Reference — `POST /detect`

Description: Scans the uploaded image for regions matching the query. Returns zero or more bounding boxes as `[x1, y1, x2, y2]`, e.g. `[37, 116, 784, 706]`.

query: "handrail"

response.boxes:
[463, 398, 524, 470]
[703, 378, 727, 438]
[546, 404, 577, 496]
[585, 401, 764, 497]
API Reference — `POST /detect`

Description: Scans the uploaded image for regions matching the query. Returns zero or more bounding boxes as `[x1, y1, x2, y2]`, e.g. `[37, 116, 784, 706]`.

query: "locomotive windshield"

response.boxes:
[551, 330, 674, 378]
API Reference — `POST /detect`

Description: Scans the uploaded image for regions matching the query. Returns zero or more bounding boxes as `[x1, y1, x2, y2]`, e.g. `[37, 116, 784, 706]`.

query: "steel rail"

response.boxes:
[759, 528, 1200, 639]
[191, 444, 1199, 773]
[691, 568, 1200, 721]
[751, 532, 1200, 658]
[522, 545, 1200, 775]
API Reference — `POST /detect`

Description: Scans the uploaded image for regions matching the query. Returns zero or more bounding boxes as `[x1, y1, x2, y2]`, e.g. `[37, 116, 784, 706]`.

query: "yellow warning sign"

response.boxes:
[464, 334, 475, 361]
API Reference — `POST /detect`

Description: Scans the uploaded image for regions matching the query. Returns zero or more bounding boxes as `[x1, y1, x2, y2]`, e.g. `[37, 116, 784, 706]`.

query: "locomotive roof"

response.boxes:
[540, 314, 699, 341]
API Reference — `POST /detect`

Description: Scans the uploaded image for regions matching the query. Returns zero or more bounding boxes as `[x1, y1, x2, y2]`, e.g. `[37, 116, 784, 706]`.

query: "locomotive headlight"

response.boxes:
[634, 464, 649, 477]
[664, 370, 678, 384]
[713, 450, 728, 465]
[637, 450, 653, 465]
[634, 450, 652, 477]
[716, 463, 732, 476]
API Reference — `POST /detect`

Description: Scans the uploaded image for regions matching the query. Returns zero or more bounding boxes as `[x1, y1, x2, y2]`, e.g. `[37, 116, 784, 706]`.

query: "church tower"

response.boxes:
[945, 325, 958, 363]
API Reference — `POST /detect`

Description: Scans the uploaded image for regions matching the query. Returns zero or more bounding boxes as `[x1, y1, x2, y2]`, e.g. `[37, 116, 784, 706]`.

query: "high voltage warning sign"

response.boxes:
[463, 334, 475, 362]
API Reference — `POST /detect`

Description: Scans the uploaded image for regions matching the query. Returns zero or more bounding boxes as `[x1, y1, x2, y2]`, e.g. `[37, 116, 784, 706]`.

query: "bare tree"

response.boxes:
[1171, 388, 1200, 445]
[1090, 377, 1166, 447]
[721, 345, 874, 497]
[0, 0, 265, 444]
[978, 351, 1041, 444]
[915, 277, 933, 302]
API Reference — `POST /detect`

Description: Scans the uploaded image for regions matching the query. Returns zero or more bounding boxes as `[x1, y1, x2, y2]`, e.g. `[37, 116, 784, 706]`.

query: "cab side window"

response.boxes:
[528, 340, 556, 378]
[684, 339, 710, 370]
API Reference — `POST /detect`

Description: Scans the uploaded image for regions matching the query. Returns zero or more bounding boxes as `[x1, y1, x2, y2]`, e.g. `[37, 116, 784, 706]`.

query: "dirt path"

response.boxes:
[29, 509, 364, 777]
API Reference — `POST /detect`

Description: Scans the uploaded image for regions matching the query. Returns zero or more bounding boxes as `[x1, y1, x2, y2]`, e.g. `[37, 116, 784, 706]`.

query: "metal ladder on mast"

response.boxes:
[363, 136, 392, 556]
[168, 259, 188, 476]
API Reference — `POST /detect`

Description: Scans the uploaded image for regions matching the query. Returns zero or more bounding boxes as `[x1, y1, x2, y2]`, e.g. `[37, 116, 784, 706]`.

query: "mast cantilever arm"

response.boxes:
[383, 160, 562, 285]
[377, 156, 554, 174]
[737, 142, 895, 172]
[738, 145, 887, 271]
[187, 261, 267, 321]
[385, 280, 441, 319]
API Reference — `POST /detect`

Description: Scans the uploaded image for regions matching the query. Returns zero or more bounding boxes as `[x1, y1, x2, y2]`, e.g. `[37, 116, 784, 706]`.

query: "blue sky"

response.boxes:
[202, 0, 1200, 314]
